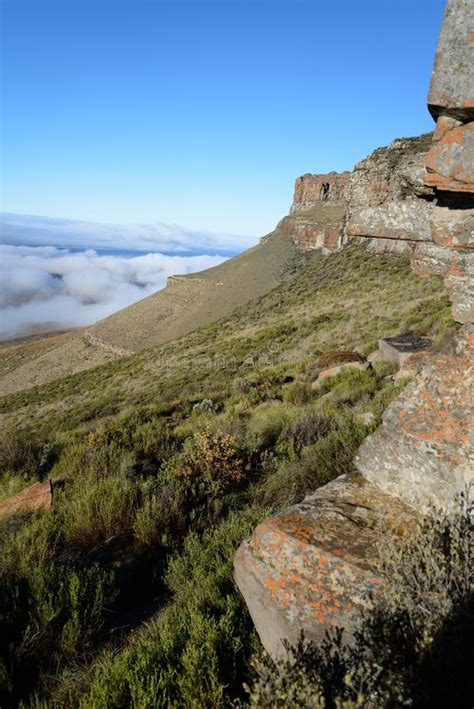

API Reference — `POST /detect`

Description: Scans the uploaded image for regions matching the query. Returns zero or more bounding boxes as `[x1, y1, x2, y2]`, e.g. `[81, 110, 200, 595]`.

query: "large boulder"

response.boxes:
[427, 0, 474, 121]
[378, 334, 431, 367]
[424, 117, 474, 193]
[234, 474, 418, 659]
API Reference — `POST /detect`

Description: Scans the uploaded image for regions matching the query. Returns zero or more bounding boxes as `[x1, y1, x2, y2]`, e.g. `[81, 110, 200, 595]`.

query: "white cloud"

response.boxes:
[0, 244, 226, 340]
[0, 212, 258, 255]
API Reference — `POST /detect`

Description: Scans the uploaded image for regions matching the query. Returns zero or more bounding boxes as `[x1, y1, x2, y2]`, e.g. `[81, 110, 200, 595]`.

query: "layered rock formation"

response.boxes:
[278, 172, 349, 253]
[235, 0, 474, 658]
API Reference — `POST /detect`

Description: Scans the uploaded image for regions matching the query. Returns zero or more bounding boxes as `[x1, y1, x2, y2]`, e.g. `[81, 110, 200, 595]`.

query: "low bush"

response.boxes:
[61, 475, 139, 552]
[0, 512, 114, 705]
[81, 509, 265, 708]
[257, 416, 365, 509]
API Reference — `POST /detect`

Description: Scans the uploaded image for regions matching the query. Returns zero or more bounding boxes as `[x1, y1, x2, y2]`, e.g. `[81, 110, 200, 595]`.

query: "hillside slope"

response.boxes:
[0, 244, 457, 707]
[0, 230, 300, 395]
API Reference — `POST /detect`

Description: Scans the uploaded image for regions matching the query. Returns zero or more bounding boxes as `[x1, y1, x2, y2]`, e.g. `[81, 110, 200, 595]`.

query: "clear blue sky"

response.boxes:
[2, 0, 445, 238]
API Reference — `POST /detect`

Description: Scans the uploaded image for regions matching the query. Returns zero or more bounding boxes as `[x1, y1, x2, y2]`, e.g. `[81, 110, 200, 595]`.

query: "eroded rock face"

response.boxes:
[292, 172, 350, 211]
[234, 475, 418, 658]
[346, 200, 433, 242]
[424, 117, 474, 193]
[345, 133, 434, 216]
[427, 0, 474, 121]
[429, 206, 474, 249]
[279, 172, 349, 252]
[356, 326, 474, 512]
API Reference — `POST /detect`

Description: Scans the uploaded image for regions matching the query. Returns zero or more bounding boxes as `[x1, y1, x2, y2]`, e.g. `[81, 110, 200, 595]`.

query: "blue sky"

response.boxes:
[2, 0, 445, 238]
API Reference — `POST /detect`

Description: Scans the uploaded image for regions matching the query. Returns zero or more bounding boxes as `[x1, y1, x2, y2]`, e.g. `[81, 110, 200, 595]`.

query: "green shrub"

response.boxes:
[278, 413, 333, 457]
[282, 381, 314, 405]
[82, 509, 265, 708]
[0, 512, 114, 705]
[61, 476, 139, 552]
[257, 417, 365, 509]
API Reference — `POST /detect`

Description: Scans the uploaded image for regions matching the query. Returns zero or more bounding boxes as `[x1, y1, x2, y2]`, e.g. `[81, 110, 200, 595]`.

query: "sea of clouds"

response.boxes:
[0, 213, 257, 340]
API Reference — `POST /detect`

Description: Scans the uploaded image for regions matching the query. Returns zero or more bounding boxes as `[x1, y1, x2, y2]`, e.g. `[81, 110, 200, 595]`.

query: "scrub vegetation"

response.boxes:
[0, 245, 464, 707]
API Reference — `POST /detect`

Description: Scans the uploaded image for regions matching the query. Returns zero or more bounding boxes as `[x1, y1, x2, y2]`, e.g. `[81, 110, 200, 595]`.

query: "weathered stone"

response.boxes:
[367, 350, 384, 365]
[444, 253, 474, 323]
[0, 480, 52, 520]
[378, 334, 432, 367]
[424, 117, 474, 193]
[429, 205, 474, 249]
[356, 326, 474, 512]
[279, 214, 341, 253]
[318, 361, 370, 380]
[392, 367, 417, 383]
[357, 411, 376, 426]
[234, 474, 419, 659]
[234, 0, 474, 661]
[364, 237, 415, 256]
[427, 0, 474, 122]
[281, 173, 349, 252]
[291, 172, 350, 211]
[410, 242, 454, 277]
[411, 244, 474, 324]
[346, 200, 433, 242]
[344, 133, 433, 218]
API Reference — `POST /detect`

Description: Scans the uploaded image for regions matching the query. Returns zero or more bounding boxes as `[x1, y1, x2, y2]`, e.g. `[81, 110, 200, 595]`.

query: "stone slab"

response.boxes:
[378, 335, 431, 367]
[345, 200, 433, 242]
[234, 474, 419, 659]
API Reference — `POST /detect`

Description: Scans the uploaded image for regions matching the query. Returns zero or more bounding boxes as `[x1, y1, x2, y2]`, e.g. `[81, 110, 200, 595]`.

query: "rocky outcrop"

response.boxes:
[427, 0, 474, 121]
[345, 133, 434, 213]
[278, 172, 349, 253]
[291, 172, 350, 211]
[345, 200, 433, 243]
[234, 0, 474, 660]
[356, 326, 474, 513]
[343, 0, 473, 325]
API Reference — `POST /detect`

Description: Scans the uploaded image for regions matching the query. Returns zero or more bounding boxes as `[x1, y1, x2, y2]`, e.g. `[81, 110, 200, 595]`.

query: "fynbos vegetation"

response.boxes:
[0, 247, 463, 706]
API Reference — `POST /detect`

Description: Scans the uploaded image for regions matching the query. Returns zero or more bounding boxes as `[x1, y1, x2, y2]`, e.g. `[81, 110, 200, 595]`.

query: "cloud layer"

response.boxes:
[0, 213, 258, 256]
[0, 244, 226, 340]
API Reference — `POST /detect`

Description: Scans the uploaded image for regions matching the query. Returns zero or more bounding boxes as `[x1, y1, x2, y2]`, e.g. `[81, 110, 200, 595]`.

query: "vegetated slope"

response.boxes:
[0, 245, 458, 706]
[0, 230, 300, 397]
[0, 245, 455, 434]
